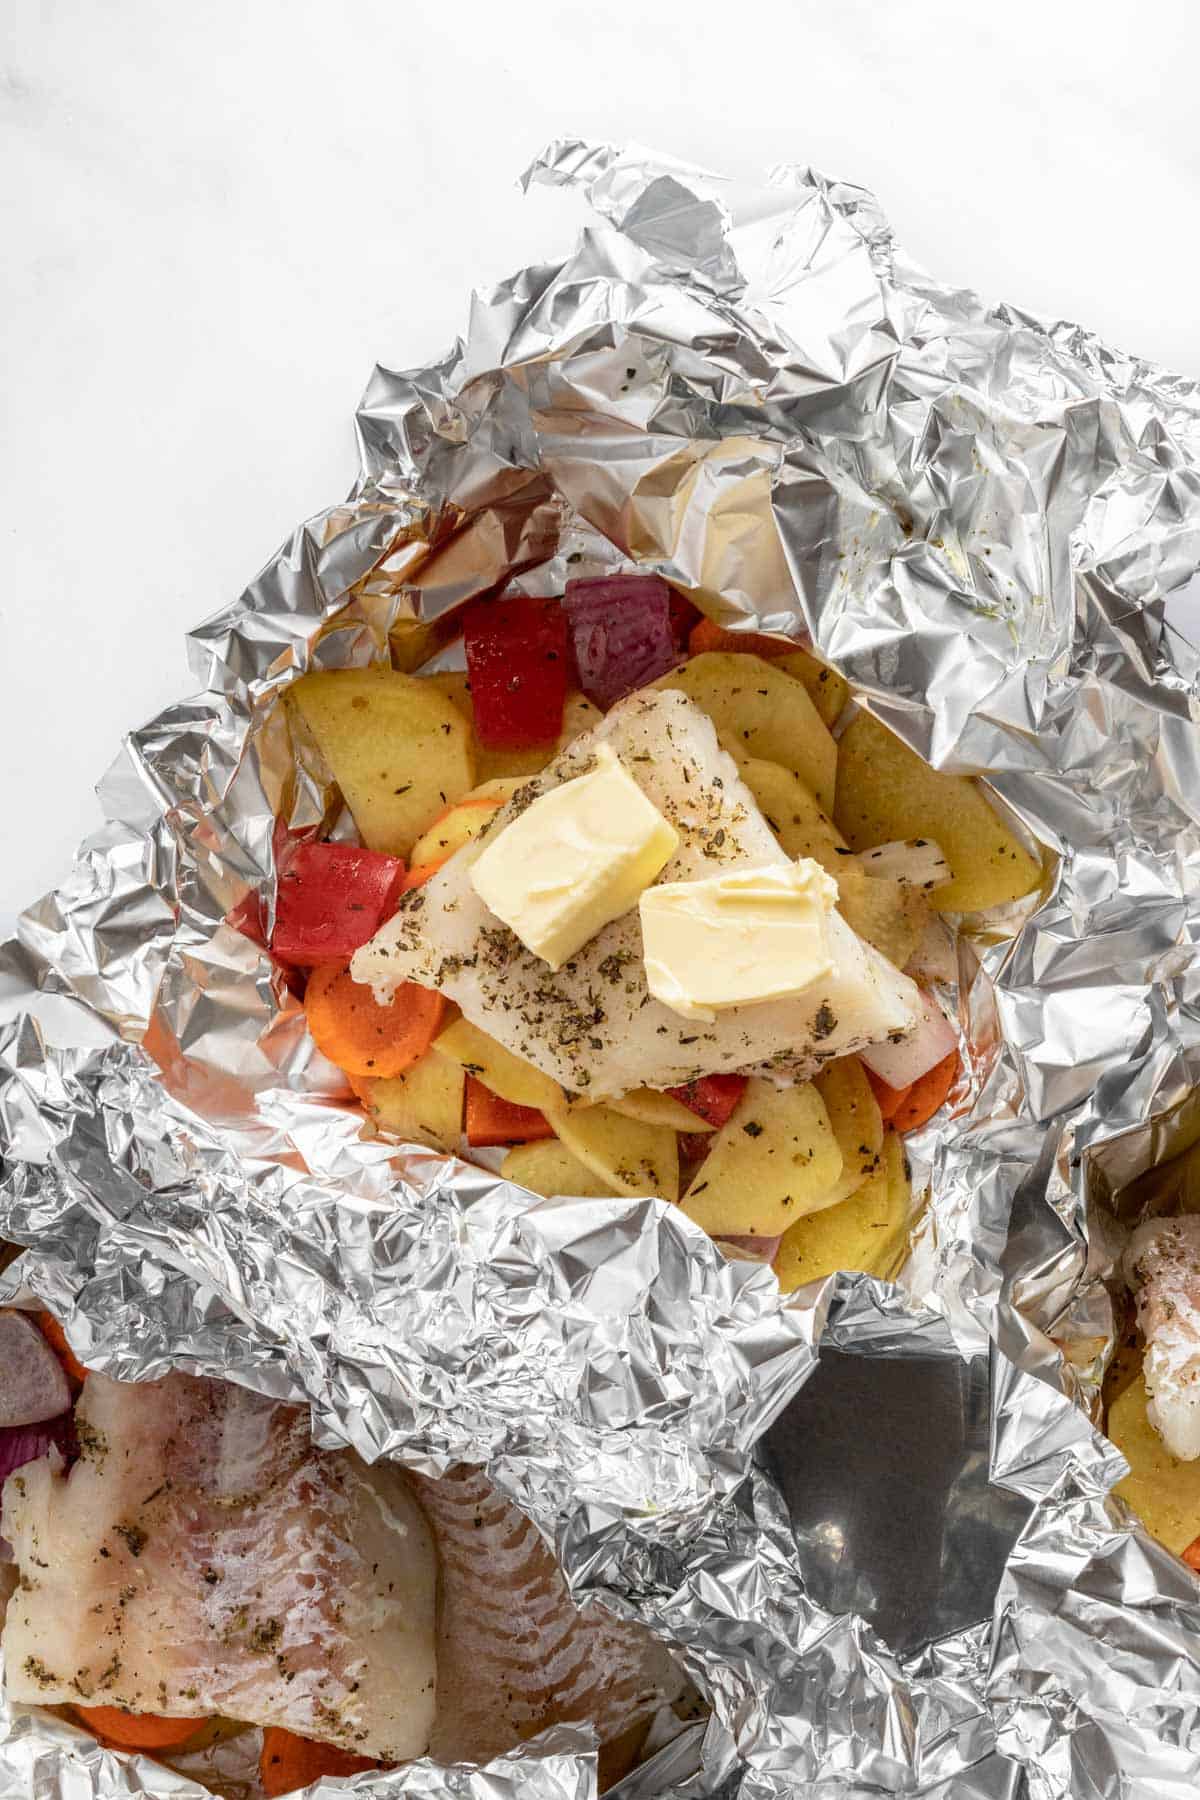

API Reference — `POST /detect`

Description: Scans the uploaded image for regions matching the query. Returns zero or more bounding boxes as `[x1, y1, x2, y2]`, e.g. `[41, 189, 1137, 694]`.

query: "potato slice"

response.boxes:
[835, 864, 930, 970]
[774, 648, 850, 730]
[658, 653, 837, 814]
[434, 1017, 565, 1115]
[608, 1089, 715, 1132]
[500, 1139, 619, 1200]
[814, 1057, 885, 1207]
[680, 1078, 843, 1238]
[410, 797, 502, 866]
[548, 1105, 679, 1201]
[422, 669, 472, 711]
[773, 1130, 912, 1292]
[735, 757, 849, 872]
[408, 779, 525, 867]
[1109, 1371, 1200, 1555]
[288, 667, 475, 857]
[358, 1049, 464, 1153]
[834, 712, 1041, 913]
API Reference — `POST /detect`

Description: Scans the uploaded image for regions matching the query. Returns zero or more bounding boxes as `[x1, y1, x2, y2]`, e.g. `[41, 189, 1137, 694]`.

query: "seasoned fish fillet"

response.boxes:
[412, 1465, 681, 1772]
[1, 1375, 685, 1776]
[1125, 1216, 1200, 1460]
[2, 1372, 438, 1761]
[353, 690, 921, 1100]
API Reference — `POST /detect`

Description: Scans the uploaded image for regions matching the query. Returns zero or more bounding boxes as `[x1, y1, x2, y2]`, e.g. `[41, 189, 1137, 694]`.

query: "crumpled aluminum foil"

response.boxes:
[3, 139, 1200, 1797]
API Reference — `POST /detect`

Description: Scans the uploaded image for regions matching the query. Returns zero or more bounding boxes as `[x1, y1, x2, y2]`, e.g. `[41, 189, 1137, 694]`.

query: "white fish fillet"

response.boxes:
[1, 1372, 438, 1760]
[411, 1466, 683, 1777]
[1124, 1215, 1200, 1460]
[1, 1375, 684, 1774]
[353, 690, 922, 1100]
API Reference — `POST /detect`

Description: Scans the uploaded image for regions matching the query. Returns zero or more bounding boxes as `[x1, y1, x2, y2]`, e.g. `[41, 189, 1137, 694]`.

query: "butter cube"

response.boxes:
[640, 859, 837, 1021]
[470, 745, 679, 970]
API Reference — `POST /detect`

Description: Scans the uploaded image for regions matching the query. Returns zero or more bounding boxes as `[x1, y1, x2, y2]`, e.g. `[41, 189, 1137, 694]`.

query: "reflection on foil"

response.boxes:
[761, 1343, 1032, 1655]
[1, 139, 1200, 1796]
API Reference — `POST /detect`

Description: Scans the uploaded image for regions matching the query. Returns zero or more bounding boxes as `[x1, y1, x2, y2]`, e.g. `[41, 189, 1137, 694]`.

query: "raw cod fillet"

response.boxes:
[1, 1373, 684, 1772]
[353, 690, 922, 1100]
[1, 1372, 438, 1760]
[1125, 1215, 1200, 1460]
[411, 1466, 683, 1775]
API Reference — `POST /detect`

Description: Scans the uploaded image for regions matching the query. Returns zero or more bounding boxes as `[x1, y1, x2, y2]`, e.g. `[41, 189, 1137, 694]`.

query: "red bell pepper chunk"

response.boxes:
[463, 596, 570, 748]
[666, 1073, 748, 1131]
[464, 1076, 555, 1148]
[270, 842, 406, 965]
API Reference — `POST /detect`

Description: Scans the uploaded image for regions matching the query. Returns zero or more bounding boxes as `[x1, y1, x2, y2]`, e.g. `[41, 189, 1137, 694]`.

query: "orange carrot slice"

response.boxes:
[890, 1050, 961, 1134]
[260, 1727, 379, 1796]
[1182, 1535, 1200, 1574]
[76, 1706, 208, 1751]
[401, 858, 450, 892]
[862, 1068, 912, 1124]
[36, 1312, 88, 1388]
[688, 618, 793, 659]
[464, 1076, 555, 1147]
[304, 964, 445, 1080]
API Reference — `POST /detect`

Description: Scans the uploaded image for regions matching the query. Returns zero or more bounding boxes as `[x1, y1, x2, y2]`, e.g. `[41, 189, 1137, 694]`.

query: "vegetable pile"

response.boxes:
[234, 574, 1039, 1293]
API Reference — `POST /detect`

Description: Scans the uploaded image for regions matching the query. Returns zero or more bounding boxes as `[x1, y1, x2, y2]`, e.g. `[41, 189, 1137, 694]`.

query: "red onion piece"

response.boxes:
[0, 1417, 65, 1488]
[0, 1311, 71, 1427]
[564, 574, 682, 708]
[860, 993, 958, 1090]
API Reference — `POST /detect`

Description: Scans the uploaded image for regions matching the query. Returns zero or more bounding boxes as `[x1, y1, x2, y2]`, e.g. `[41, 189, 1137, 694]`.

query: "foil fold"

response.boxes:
[2, 140, 1200, 1796]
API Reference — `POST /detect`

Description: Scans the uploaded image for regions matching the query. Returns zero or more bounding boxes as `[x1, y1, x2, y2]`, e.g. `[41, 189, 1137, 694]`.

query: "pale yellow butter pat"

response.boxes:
[640, 859, 838, 1022]
[470, 744, 679, 970]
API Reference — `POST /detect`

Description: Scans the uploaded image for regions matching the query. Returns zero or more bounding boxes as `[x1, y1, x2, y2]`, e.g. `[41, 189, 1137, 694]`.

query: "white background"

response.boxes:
[3, 0, 1199, 926]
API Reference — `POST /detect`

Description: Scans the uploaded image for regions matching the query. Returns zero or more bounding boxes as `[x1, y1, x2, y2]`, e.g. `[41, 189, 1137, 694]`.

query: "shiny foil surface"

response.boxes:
[3, 141, 1200, 1797]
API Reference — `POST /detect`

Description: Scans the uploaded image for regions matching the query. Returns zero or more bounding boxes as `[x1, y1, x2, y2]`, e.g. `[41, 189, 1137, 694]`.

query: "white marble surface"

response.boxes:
[3, 0, 1198, 925]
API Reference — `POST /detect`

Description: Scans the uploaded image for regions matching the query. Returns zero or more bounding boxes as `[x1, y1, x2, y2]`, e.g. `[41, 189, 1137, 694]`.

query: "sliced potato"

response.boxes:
[735, 757, 849, 872]
[773, 1129, 912, 1292]
[470, 777, 529, 805]
[358, 1050, 464, 1153]
[835, 864, 930, 970]
[410, 797, 502, 866]
[501, 1139, 620, 1200]
[814, 1057, 885, 1207]
[658, 653, 837, 814]
[422, 669, 472, 710]
[1110, 1372, 1200, 1555]
[288, 667, 474, 857]
[433, 1017, 565, 1115]
[680, 1078, 843, 1238]
[408, 776, 526, 867]
[774, 648, 850, 729]
[548, 1106, 679, 1201]
[389, 617, 455, 674]
[834, 712, 1041, 913]
[560, 691, 605, 740]
[608, 1088, 715, 1132]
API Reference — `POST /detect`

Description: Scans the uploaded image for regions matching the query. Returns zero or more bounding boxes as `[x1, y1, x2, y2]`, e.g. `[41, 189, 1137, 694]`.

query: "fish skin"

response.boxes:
[1, 1373, 438, 1761]
[1125, 1215, 1200, 1460]
[410, 1465, 683, 1770]
[353, 690, 921, 1101]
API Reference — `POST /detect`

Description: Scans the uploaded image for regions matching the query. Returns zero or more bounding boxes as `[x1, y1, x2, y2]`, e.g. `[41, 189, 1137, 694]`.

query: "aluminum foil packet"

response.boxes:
[3, 139, 1200, 1797]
